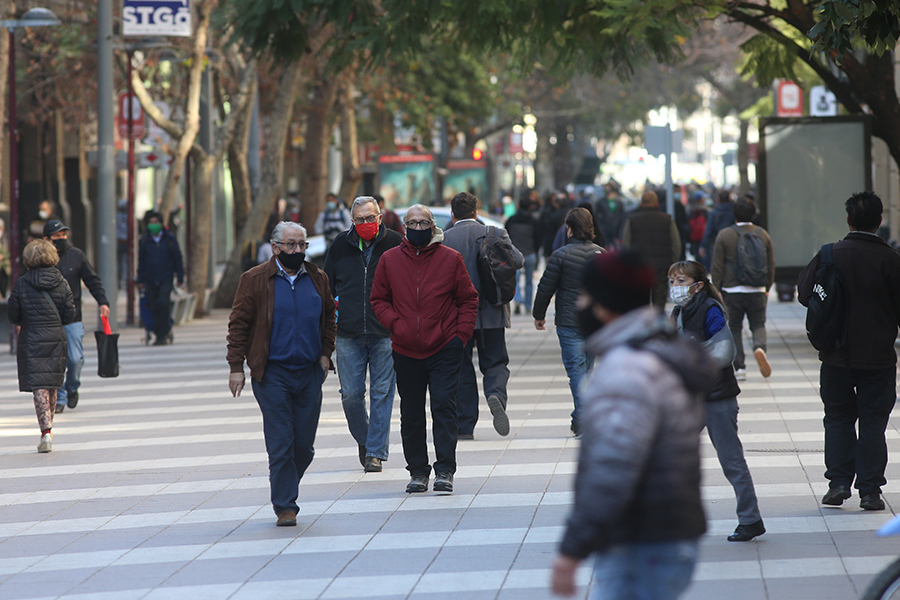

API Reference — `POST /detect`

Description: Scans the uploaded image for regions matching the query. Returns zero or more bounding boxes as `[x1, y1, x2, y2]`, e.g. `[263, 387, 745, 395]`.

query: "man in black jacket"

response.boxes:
[621, 191, 682, 309]
[137, 211, 184, 346]
[43, 220, 109, 413]
[324, 196, 402, 472]
[505, 197, 541, 314]
[798, 191, 900, 511]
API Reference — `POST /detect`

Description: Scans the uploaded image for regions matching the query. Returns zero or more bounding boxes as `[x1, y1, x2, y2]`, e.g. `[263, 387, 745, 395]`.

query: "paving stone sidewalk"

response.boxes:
[0, 296, 898, 600]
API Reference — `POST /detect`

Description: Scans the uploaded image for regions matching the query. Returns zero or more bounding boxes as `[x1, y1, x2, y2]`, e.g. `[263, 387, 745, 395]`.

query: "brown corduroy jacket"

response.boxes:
[226, 256, 336, 380]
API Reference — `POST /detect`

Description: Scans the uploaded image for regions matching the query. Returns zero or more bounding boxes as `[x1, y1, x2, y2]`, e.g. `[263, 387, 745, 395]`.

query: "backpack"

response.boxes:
[731, 225, 768, 286]
[477, 226, 518, 307]
[805, 243, 848, 352]
[688, 210, 706, 242]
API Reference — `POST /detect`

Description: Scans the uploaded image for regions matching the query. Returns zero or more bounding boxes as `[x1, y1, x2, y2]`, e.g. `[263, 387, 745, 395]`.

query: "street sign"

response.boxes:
[118, 92, 146, 139]
[777, 80, 804, 117]
[137, 151, 171, 168]
[122, 0, 191, 37]
[810, 86, 838, 116]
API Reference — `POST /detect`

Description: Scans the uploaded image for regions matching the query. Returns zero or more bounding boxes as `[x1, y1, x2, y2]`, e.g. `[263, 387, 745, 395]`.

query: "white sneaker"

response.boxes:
[734, 369, 747, 381]
[37, 432, 52, 453]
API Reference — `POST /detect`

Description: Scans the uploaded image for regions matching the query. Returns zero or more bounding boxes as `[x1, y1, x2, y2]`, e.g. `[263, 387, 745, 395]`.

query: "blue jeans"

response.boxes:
[57, 321, 84, 407]
[335, 335, 396, 460]
[251, 361, 324, 515]
[591, 540, 699, 600]
[556, 326, 594, 423]
[514, 253, 537, 310]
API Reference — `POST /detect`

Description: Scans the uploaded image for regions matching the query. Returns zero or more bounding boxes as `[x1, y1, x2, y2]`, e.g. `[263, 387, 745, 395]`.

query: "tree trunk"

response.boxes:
[737, 119, 750, 196]
[337, 78, 362, 202]
[157, 2, 210, 221]
[299, 76, 341, 228]
[213, 61, 305, 309]
[188, 149, 215, 315]
[229, 84, 255, 237]
[0, 1, 10, 206]
[534, 116, 555, 194]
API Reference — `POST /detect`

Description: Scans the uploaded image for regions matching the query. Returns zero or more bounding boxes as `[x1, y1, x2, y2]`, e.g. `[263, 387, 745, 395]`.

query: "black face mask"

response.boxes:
[278, 251, 305, 271]
[577, 305, 604, 338]
[52, 239, 69, 255]
[406, 228, 433, 248]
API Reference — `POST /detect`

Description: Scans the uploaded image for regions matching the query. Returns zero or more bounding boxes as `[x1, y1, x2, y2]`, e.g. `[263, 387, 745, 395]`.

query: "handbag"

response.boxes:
[95, 315, 119, 378]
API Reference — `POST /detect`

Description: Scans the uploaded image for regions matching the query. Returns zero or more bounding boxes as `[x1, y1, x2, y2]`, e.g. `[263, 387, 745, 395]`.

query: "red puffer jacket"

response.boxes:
[371, 232, 478, 359]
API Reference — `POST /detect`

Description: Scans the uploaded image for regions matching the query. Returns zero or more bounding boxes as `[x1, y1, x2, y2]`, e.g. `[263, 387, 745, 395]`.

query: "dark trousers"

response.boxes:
[394, 337, 464, 476]
[145, 278, 174, 339]
[722, 291, 768, 371]
[457, 328, 510, 435]
[251, 361, 324, 514]
[820, 363, 896, 495]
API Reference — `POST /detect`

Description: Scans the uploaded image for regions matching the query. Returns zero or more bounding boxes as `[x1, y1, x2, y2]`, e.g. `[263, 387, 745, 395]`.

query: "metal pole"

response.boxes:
[97, 0, 117, 330]
[126, 52, 135, 325]
[665, 125, 674, 218]
[7, 27, 17, 353]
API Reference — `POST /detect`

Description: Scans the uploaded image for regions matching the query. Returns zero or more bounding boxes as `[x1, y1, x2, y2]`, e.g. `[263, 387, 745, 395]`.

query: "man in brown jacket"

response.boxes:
[621, 191, 682, 309]
[711, 198, 775, 381]
[226, 221, 337, 527]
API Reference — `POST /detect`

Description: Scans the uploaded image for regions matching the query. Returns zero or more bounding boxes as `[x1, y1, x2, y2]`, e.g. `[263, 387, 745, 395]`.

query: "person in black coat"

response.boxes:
[8, 239, 76, 453]
[137, 211, 184, 345]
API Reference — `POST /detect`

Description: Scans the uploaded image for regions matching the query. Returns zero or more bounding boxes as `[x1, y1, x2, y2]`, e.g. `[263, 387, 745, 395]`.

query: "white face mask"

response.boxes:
[669, 284, 695, 306]
[39, 210, 50, 220]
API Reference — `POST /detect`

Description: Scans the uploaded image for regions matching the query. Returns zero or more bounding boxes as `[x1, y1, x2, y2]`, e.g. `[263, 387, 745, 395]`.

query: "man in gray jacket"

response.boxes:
[443, 192, 524, 438]
[551, 250, 714, 600]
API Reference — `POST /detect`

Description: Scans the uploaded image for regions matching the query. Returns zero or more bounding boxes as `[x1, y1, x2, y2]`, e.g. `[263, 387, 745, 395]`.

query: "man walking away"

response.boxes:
[371, 205, 478, 494]
[711, 198, 775, 381]
[506, 197, 542, 315]
[551, 250, 713, 600]
[324, 196, 403, 472]
[44, 220, 110, 413]
[137, 211, 184, 346]
[227, 222, 337, 526]
[798, 191, 900, 512]
[444, 192, 523, 439]
[315, 193, 354, 247]
[621, 191, 682, 309]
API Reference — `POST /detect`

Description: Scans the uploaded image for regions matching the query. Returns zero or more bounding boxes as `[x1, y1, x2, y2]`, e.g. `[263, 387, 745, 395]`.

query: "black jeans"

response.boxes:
[820, 363, 897, 495]
[394, 337, 464, 476]
[145, 278, 174, 339]
[722, 291, 767, 371]
[456, 328, 510, 435]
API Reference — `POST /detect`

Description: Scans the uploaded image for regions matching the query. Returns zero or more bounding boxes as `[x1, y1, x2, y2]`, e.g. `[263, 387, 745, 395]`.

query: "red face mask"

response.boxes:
[356, 221, 379, 241]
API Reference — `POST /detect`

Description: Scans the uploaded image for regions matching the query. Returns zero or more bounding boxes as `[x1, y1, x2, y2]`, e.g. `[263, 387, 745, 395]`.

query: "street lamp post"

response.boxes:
[1, 8, 60, 351]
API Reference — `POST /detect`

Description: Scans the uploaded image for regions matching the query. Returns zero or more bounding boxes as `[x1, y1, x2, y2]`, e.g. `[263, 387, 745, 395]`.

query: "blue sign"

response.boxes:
[122, 0, 191, 37]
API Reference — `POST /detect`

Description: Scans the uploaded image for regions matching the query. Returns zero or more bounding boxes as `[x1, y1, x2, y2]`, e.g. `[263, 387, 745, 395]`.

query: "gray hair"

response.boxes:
[271, 221, 307, 243]
[405, 204, 434, 222]
[351, 196, 380, 216]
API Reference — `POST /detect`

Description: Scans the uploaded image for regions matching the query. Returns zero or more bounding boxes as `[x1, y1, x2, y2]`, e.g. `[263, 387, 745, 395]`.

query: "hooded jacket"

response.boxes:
[323, 224, 403, 338]
[137, 229, 184, 286]
[559, 307, 712, 559]
[8, 267, 76, 392]
[370, 228, 479, 359]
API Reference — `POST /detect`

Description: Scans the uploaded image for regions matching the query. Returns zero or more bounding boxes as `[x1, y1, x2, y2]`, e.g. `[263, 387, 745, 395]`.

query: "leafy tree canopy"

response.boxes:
[810, 0, 900, 56]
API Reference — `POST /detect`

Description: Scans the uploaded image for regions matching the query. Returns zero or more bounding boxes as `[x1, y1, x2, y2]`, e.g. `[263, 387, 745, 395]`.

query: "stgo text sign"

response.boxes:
[122, 0, 191, 37]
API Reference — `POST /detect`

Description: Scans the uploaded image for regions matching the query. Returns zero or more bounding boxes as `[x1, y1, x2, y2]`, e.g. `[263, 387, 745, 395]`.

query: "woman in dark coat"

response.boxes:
[8, 239, 75, 452]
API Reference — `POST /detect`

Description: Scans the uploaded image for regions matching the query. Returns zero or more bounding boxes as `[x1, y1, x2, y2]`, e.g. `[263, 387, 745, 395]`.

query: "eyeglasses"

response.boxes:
[274, 240, 309, 251]
[405, 220, 433, 230]
[352, 215, 380, 225]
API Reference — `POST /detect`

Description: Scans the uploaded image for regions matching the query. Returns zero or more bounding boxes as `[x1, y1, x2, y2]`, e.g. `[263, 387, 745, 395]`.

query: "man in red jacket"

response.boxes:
[371, 204, 478, 494]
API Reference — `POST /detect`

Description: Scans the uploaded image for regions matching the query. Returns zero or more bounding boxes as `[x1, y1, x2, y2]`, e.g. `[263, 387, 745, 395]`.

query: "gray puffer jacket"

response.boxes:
[532, 239, 603, 327]
[559, 307, 714, 559]
[8, 267, 76, 392]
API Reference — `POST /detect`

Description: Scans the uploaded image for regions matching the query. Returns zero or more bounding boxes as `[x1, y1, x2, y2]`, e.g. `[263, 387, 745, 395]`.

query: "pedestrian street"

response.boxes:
[1, 296, 900, 599]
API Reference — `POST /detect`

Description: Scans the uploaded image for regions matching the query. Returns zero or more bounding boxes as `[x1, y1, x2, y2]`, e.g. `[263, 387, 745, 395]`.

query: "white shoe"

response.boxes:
[734, 368, 747, 381]
[37, 432, 52, 453]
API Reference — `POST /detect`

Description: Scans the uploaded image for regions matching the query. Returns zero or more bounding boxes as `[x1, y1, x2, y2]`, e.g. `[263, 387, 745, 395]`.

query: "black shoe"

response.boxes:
[166, 331, 174, 345]
[153, 338, 168, 346]
[861, 493, 885, 511]
[727, 519, 765, 542]
[54, 404, 64, 414]
[487, 395, 509, 436]
[570, 419, 580, 437]
[822, 485, 852, 506]
[433, 471, 454, 493]
[406, 473, 429, 493]
[67, 391, 79, 409]
[364, 457, 382, 473]
[358, 444, 367, 468]
[458, 433, 475, 441]
[514, 304, 522, 315]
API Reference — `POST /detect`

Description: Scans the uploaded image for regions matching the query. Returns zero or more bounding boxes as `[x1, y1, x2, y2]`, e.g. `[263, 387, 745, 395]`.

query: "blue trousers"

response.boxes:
[591, 540, 698, 600]
[556, 325, 594, 423]
[514, 253, 537, 311]
[251, 361, 323, 514]
[335, 335, 396, 461]
[56, 321, 84, 407]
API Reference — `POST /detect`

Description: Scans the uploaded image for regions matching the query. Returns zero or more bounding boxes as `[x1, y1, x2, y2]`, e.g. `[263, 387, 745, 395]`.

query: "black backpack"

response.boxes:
[477, 226, 518, 307]
[731, 225, 769, 287]
[805, 243, 848, 352]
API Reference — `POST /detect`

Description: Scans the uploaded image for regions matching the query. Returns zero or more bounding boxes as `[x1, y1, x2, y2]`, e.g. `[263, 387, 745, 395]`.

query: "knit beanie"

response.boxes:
[582, 249, 656, 314]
